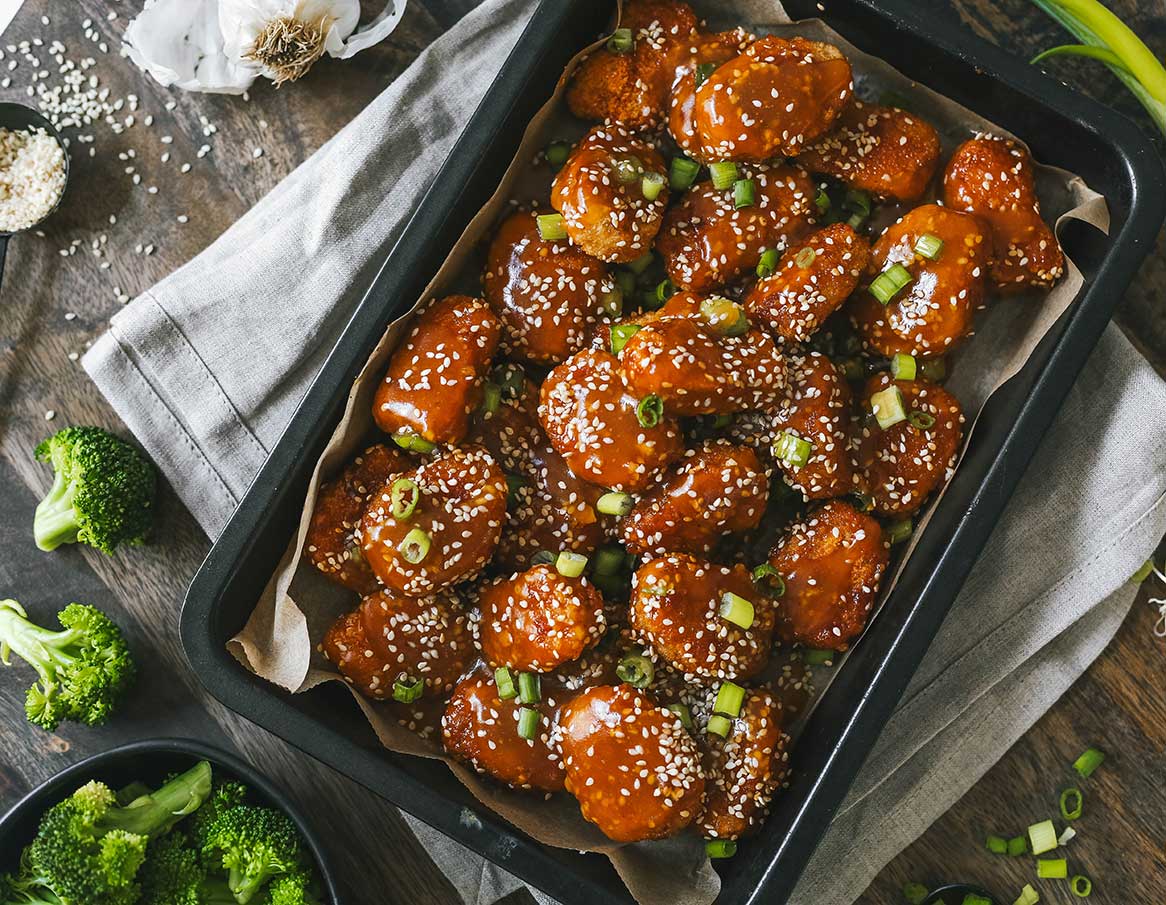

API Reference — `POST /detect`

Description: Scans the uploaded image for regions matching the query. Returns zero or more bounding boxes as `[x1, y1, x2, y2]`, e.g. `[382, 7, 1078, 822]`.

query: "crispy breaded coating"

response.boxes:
[668, 27, 757, 159]
[359, 588, 475, 696]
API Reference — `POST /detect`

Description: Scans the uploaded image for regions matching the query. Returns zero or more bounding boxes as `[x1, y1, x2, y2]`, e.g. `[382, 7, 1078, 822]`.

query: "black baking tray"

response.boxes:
[181, 2, 1166, 903]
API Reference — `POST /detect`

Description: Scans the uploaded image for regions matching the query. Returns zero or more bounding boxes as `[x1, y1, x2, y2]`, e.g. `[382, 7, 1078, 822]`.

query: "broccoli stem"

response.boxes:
[0, 601, 81, 688]
[32, 467, 79, 552]
[99, 761, 213, 839]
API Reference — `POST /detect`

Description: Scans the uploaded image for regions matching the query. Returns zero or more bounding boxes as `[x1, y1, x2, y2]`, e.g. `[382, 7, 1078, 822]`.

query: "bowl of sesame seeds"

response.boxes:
[0, 101, 68, 236]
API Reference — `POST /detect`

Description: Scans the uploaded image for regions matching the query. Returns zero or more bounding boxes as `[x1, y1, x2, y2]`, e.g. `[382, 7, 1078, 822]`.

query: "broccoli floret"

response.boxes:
[187, 782, 248, 853]
[0, 600, 135, 731]
[0, 869, 62, 904]
[262, 870, 320, 905]
[138, 833, 236, 905]
[33, 426, 156, 555]
[199, 804, 303, 904]
[23, 762, 213, 905]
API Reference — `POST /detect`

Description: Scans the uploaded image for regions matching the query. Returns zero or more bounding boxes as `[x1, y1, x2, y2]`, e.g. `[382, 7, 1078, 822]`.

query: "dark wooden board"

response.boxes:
[0, 2, 1162, 904]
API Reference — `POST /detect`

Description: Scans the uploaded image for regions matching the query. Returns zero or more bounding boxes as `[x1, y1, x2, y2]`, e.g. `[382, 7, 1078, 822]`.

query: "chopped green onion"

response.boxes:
[392, 430, 436, 454]
[518, 671, 541, 704]
[517, 706, 540, 739]
[556, 551, 588, 578]
[694, 62, 717, 88]
[752, 563, 785, 596]
[871, 385, 908, 429]
[803, 649, 834, 666]
[843, 188, 872, 218]
[670, 156, 701, 191]
[1070, 875, 1092, 898]
[1037, 858, 1068, 879]
[707, 714, 733, 737]
[986, 834, 1009, 854]
[626, 251, 654, 274]
[891, 353, 917, 381]
[636, 394, 664, 428]
[1008, 835, 1028, 857]
[847, 211, 866, 229]
[545, 139, 571, 170]
[616, 652, 654, 688]
[710, 160, 739, 190]
[756, 248, 780, 278]
[390, 478, 421, 520]
[1060, 786, 1083, 821]
[537, 213, 567, 241]
[667, 702, 693, 729]
[869, 262, 913, 304]
[1131, 558, 1156, 583]
[642, 171, 667, 201]
[887, 519, 913, 545]
[705, 839, 737, 859]
[531, 549, 556, 566]
[814, 187, 831, 217]
[962, 896, 992, 905]
[601, 287, 624, 319]
[699, 296, 749, 336]
[1058, 826, 1077, 845]
[794, 246, 817, 268]
[606, 27, 633, 54]
[594, 544, 626, 576]
[392, 677, 424, 704]
[613, 155, 643, 184]
[479, 381, 502, 415]
[914, 232, 944, 260]
[733, 177, 755, 209]
[718, 592, 755, 629]
[908, 410, 936, 430]
[610, 323, 642, 355]
[1073, 746, 1105, 778]
[398, 528, 431, 564]
[903, 882, 929, 905]
[655, 278, 675, 304]
[494, 667, 517, 700]
[919, 357, 946, 382]
[597, 491, 634, 516]
[1012, 883, 1039, 905]
[1028, 819, 1058, 855]
[773, 431, 812, 468]
[614, 268, 636, 297]
[713, 681, 745, 717]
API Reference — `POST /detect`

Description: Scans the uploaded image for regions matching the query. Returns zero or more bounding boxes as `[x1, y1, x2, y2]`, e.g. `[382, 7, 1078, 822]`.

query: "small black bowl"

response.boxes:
[923, 882, 999, 905]
[0, 738, 339, 904]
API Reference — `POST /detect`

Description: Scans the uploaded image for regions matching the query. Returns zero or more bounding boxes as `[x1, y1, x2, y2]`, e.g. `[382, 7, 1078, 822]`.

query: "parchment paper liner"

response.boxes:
[227, 3, 1109, 903]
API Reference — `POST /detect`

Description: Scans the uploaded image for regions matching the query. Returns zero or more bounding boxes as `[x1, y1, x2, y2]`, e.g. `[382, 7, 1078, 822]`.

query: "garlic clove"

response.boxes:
[124, 0, 257, 94]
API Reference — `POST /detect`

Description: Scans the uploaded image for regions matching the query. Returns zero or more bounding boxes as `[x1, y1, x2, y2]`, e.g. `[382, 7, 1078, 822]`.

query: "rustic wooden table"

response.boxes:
[0, 2, 1161, 904]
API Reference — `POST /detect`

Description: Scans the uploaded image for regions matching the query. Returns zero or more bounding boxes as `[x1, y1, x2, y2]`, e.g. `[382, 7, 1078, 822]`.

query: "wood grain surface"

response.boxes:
[0, 2, 1162, 904]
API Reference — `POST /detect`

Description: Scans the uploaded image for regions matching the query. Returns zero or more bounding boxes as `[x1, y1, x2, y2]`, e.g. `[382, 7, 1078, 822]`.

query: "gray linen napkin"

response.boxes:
[83, 0, 1166, 902]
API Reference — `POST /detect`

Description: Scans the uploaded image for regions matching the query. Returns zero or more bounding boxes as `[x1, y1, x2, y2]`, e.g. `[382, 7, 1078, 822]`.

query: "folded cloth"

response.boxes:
[83, 0, 1166, 902]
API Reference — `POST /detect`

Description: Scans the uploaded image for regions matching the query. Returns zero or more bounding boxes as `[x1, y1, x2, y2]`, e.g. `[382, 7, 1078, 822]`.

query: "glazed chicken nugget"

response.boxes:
[566, 0, 701, 130]
[372, 295, 502, 446]
[483, 210, 620, 366]
[550, 124, 669, 263]
[657, 164, 817, 293]
[849, 204, 991, 359]
[477, 564, 608, 673]
[943, 135, 1064, 293]
[667, 27, 757, 160]
[557, 684, 706, 842]
[621, 441, 768, 557]
[631, 554, 776, 682]
[796, 101, 941, 201]
[361, 446, 508, 596]
[767, 499, 888, 650]
[442, 668, 566, 792]
[618, 293, 788, 416]
[304, 443, 408, 595]
[745, 222, 870, 343]
[322, 608, 393, 701]
[697, 688, 789, 840]
[539, 348, 684, 492]
[852, 374, 964, 516]
[689, 36, 853, 162]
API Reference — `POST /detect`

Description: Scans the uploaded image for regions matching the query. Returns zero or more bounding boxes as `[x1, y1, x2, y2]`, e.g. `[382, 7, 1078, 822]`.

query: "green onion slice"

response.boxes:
[718, 592, 755, 629]
[392, 430, 436, 454]
[555, 551, 588, 578]
[814, 187, 831, 217]
[699, 296, 749, 336]
[642, 171, 667, 201]
[1132, 558, 1156, 583]
[733, 177, 755, 209]
[903, 882, 929, 905]
[518, 671, 541, 704]
[710, 160, 739, 190]
[694, 61, 717, 88]
[752, 563, 785, 596]
[803, 648, 834, 666]
[908, 410, 936, 430]
[1028, 819, 1058, 855]
[773, 431, 812, 468]
[986, 834, 1008, 854]
[479, 381, 502, 415]
[1007, 835, 1028, 857]
[843, 188, 872, 217]
[398, 528, 431, 564]
[1073, 746, 1105, 778]
[914, 232, 944, 260]
[1012, 883, 1039, 905]
[537, 213, 567, 241]
[869, 262, 913, 305]
[594, 544, 626, 576]
[705, 839, 736, 859]
[614, 267, 636, 296]
[610, 323, 641, 356]
[655, 278, 675, 304]
[389, 478, 421, 520]
[1060, 786, 1083, 820]
[392, 677, 424, 704]
[616, 652, 654, 688]
[871, 385, 908, 429]
[707, 714, 733, 737]
[919, 357, 946, 382]
[713, 680, 745, 717]
[636, 394, 664, 428]
[1037, 858, 1068, 879]
[626, 250, 654, 275]
[545, 139, 571, 170]
[1070, 875, 1092, 898]
[613, 154, 643, 184]
[597, 491, 634, 516]
[887, 519, 913, 545]
[517, 706, 540, 740]
[670, 156, 700, 191]
[602, 286, 625, 319]
[756, 248, 779, 278]
[667, 702, 693, 729]
[794, 246, 817, 269]
[494, 667, 517, 700]
[890, 352, 917, 381]
[1059, 825, 1076, 845]
[606, 27, 633, 54]
[531, 549, 556, 566]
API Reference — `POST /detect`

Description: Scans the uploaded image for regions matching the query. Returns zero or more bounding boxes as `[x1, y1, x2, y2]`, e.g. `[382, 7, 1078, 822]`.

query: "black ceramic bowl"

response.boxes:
[0, 738, 339, 904]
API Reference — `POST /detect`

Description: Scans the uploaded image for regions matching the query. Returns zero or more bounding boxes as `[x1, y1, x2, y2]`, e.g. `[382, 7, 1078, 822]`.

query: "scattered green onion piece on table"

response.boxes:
[1012, 883, 1039, 905]
[545, 139, 571, 170]
[908, 410, 936, 430]
[705, 839, 737, 859]
[1007, 835, 1028, 856]
[891, 352, 917, 381]
[616, 653, 654, 688]
[914, 232, 944, 260]
[627, 250, 655, 275]
[537, 213, 567, 241]
[1037, 858, 1068, 879]
[887, 519, 913, 545]
[398, 528, 431, 564]
[986, 834, 1009, 854]
[655, 278, 675, 304]
[611, 323, 642, 356]
[517, 706, 540, 740]
[667, 703, 693, 729]
[607, 27, 633, 54]
[393, 677, 424, 704]
[919, 357, 946, 382]
[710, 160, 739, 190]
[718, 592, 755, 629]
[871, 385, 908, 429]
[642, 170, 667, 201]
[531, 550, 556, 566]
[518, 671, 541, 704]
[733, 177, 756, 209]
[902, 882, 929, 905]
[707, 714, 732, 737]
[636, 394, 664, 428]
[814, 187, 832, 217]
[390, 478, 421, 520]
[803, 648, 835, 666]
[714, 680, 746, 717]
[756, 248, 780, 278]
[1070, 875, 1092, 898]
[869, 262, 913, 304]
[794, 246, 817, 268]
[494, 667, 517, 700]
[1058, 825, 1077, 845]
[694, 62, 717, 88]
[594, 544, 626, 575]
[773, 431, 813, 468]
[480, 381, 502, 415]
[1073, 746, 1106, 778]
[670, 156, 701, 191]
[392, 430, 436, 454]
[1028, 819, 1058, 855]
[752, 563, 785, 596]
[555, 551, 589, 578]
[597, 492, 634, 516]
[1060, 786, 1084, 820]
